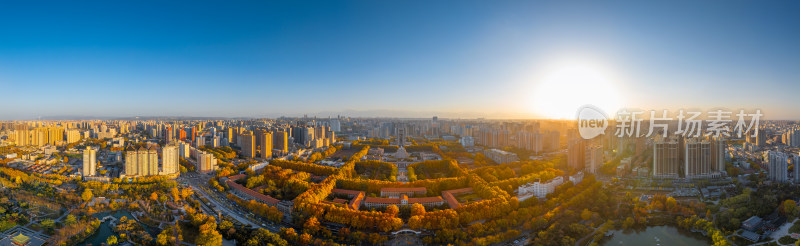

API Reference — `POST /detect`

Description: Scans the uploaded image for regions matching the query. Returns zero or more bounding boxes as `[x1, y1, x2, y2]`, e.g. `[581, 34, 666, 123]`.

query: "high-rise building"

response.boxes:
[543, 131, 560, 152]
[567, 139, 585, 171]
[710, 138, 725, 174]
[260, 131, 273, 159]
[794, 154, 800, 183]
[330, 119, 341, 132]
[517, 131, 543, 153]
[756, 130, 767, 148]
[684, 138, 715, 179]
[197, 152, 218, 173]
[82, 147, 96, 177]
[273, 131, 288, 154]
[196, 136, 205, 147]
[125, 147, 138, 176]
[125, 146, 159, 177]
[241, 131, 255, 158]
[14, 124, 29, 146]
[769, 151, 789, 183]
[162, 144, 179, 175]
[585, 145, 603, 174]
[653, 137, 681, 178]
[147, 146, 159, 175]
[66, 129, 81, 143]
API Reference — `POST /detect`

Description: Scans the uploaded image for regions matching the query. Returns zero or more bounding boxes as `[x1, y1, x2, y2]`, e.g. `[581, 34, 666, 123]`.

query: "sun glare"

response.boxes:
[530, 58, 623, 119]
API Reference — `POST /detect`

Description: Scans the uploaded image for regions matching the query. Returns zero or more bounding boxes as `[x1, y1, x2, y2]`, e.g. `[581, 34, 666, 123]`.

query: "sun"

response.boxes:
[530, 58, 623, 119]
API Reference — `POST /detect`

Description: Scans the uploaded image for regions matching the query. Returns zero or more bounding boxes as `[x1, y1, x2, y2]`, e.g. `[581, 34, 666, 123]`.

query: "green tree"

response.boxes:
[64, 215, 77, 225]
[40, 219, 55, 229]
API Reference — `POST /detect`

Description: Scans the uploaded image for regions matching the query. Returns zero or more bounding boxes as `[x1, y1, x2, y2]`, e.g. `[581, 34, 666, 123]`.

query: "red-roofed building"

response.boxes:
[380, 187, 426, 197]
[364, 194, 445, 208]
[224, 174, 246, 182]
[442, 187, 474, 209]
[226, 180, 279, 205]
[349, 192, 365, 210]
[332, 188, 363, 198]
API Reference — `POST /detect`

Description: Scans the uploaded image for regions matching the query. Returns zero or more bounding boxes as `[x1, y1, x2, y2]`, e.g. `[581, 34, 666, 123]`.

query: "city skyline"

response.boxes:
[2, 1, 800, 120]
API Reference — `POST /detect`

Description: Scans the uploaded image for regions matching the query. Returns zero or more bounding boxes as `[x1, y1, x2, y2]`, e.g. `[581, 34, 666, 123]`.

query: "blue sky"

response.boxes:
[1, 1, 799, 120]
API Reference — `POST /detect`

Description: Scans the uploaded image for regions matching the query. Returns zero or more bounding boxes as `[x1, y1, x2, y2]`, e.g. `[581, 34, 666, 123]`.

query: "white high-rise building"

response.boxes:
[179, 141, 190, 159]
[82, 147, 96, 177]
[769, 151, 789, 183]
[162, 144, 179, 175]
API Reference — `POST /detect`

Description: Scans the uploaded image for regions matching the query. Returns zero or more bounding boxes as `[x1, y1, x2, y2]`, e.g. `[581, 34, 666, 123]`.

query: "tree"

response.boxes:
[783, 200, 797, 217]
[386, 205, 400, 217]
[219, 220, 233, 231]
[581, 209, 592, 221]
[622, 217, 635, 229]
[107, 235, 118, 245]
[170, 187, 181, 201]
[665, 197, 677, 211]
[40, 219, 55, 229]
[64, 215, 77, 225]
[411, 203, 426, 217]
[304, 217, 320, 235]
[244, 228, 288, 246]
[299, 233, 312, 245]
[195, 221, 223, 246]
[81, 189, 93, 202]
[150, 192, 159, 202]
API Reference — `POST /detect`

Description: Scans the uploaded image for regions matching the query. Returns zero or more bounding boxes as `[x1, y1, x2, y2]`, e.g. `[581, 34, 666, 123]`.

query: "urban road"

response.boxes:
[179, 171, 283, 233]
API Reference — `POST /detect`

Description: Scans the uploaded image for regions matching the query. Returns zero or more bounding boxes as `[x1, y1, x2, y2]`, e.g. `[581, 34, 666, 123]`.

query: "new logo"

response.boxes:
[577, 105, 608, 139]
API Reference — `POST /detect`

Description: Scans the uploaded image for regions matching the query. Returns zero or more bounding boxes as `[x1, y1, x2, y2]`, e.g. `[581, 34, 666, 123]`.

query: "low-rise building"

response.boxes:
[363, 195, 445, 208]
[518, 176, 564, 200]
[380, 187, 426, 198]
[484, 148, 519, 164]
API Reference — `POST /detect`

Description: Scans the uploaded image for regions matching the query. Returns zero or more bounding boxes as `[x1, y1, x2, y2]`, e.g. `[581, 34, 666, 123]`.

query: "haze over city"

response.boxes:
[2, 1, 799, 120]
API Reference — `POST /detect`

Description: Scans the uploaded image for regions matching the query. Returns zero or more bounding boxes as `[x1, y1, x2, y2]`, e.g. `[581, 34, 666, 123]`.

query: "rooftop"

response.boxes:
[380, 187, 426, 192]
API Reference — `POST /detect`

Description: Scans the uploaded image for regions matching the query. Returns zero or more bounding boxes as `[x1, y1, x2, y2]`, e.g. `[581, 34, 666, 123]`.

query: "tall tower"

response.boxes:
[162, 144, 179, 175]
[137, 147, 149, 176]
[82, 147, 96, 177]
[684, 138, 711, 179]
[567, 139, 586, 171]
[241, 131, 255, 158]
[125, 147, 138, 176]
[585, 145, 603, 174]
[274, 131, 288, 154]
[653, 137, 681, 178]
[147, 146, 159, 176]
[260, 131, 273, 159]
[769, 151, 788, 183]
